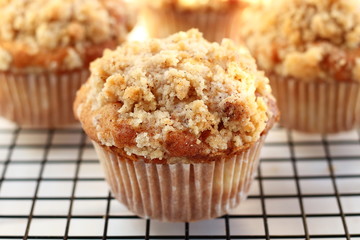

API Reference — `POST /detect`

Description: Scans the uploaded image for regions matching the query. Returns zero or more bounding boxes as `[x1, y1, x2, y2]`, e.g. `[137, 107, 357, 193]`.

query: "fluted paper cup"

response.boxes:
[93, 135, 266, 222]
[270, 76, 360, 133]
[0, 70, 89, 128]
[143, 7, 241, 43]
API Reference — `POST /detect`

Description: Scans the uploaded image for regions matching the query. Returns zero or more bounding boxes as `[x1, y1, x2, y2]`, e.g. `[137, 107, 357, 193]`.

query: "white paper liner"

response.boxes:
[0, 70, 89, 128]
[271, 76, 360, 133]
[93, 135, 266, 222]
[143, 7, 241, 42]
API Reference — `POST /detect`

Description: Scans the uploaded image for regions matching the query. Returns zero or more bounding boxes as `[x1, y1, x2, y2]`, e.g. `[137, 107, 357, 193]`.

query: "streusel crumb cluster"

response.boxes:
[0, 0, 136, 71]
[78, 29, 273, 160]
[242, 0, 360, 82]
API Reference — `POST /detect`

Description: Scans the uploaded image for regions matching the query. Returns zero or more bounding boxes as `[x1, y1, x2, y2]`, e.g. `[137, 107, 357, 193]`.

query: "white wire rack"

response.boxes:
[0, 117, 359, 239]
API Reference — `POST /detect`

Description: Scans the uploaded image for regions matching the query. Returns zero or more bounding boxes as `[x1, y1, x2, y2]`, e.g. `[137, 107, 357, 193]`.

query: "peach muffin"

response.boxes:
[241, 0, 360, 133]
[0, 0, 136, 127]
[142, 0, 248, 42]
[74, 29, 278, 222]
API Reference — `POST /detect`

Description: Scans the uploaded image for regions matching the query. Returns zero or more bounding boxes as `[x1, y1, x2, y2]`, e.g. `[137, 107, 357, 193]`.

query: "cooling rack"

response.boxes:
[0, 117, 359, 239]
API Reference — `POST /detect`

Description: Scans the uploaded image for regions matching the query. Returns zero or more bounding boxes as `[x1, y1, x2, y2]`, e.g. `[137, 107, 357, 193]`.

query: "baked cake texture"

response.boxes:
[75, 29, 277, 163]
[241, 0, 360, 133]
[242, 0, 360, 82]
[74, 29, 279, 222]
[0, 0, 137, 127]
[0, 0, 136, 72]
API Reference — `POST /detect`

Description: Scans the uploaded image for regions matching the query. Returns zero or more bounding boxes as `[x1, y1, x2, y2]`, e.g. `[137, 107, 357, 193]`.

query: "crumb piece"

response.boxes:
[283, 47, 323, 81]
[0, 47, 11, 71]
[129, 132, 164, 159]
[64, 48, 83, 70]
[183, 100, 217, 135]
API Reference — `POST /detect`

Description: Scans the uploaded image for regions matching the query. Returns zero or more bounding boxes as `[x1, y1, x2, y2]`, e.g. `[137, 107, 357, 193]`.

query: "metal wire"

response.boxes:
[0, 126, 359, 239]
[287, 131, 310, 239]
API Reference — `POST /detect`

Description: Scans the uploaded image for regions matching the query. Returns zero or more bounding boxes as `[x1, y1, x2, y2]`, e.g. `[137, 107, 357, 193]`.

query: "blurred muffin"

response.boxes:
[142, 0, 248, 42]
[74, 29, 279, 222]
[0, 0, 136, 128]
[241, 0, 360, 133]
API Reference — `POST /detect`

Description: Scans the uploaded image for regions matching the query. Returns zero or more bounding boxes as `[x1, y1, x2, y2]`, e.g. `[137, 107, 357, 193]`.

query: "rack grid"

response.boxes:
[0, 117, 359, 239]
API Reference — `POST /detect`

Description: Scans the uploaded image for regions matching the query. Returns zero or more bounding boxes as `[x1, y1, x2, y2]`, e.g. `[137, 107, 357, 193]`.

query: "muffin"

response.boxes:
[142, 0, 248, 42]
[241, 0, 360, 133]
[74, 29, 279, 222]
[0, 0, 136, 128]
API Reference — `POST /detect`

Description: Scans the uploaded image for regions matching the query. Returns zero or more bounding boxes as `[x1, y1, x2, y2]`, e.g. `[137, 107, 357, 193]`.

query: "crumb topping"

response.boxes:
[0, 0, 137, 71]
[147, 0, 243, 10]
[77, 29, 275, 161]
[242, 0, 360, 82]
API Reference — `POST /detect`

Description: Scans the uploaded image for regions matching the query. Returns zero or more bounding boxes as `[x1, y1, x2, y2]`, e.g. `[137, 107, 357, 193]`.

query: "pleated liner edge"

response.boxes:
[271, 77, 360, 133]
[93, 135, 266, 222]
[0, 69, 88, 128]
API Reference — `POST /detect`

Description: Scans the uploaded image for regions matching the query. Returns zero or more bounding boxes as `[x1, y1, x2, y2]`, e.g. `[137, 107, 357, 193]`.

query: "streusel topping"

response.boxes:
[77, 29, 274, 160]
[242, 0, 360, 82]
[0, 0, 136, 71]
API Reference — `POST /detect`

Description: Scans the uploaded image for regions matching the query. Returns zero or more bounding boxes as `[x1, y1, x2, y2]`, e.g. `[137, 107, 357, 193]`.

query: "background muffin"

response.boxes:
[241, 0, 360, 133]
[0, 0, 137, 128]
[142, 0, 248, 42]
[74, 29, 279, 222]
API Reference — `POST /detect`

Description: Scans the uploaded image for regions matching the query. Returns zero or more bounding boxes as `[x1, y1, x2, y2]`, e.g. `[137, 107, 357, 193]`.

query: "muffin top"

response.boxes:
[242, 0, 360, 82]
[75, 29, 278, 163]
[146, 0, 244, 11]
[0, 0, 137, 72]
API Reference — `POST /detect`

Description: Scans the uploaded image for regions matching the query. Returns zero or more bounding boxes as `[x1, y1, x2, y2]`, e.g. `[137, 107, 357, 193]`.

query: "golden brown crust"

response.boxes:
[75, 83, 278, 164]
[74, 29, 279, 163]
[241, 0, 360, 82]
[0, 40, 117, 72]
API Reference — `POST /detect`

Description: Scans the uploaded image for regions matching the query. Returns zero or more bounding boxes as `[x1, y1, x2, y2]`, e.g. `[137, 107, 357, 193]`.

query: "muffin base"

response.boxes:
[271, 76, 360, 133]
[0, 70, 88, 128]
[93, 135, 266, 222]
[143, 7, 241, 42]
